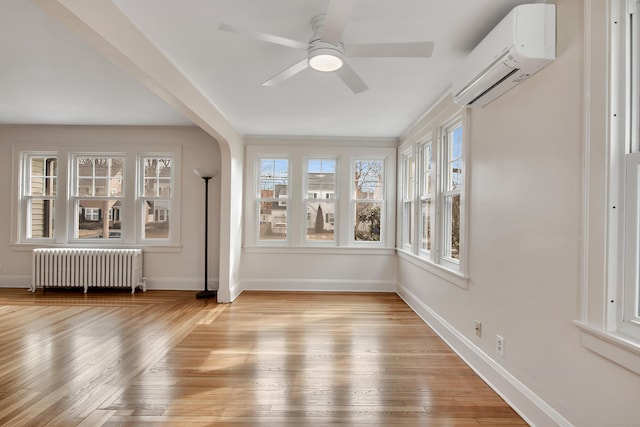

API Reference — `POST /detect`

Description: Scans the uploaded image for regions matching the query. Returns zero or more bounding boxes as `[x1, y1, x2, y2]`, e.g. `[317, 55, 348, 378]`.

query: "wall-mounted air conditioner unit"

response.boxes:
[452, 3, 556, 108]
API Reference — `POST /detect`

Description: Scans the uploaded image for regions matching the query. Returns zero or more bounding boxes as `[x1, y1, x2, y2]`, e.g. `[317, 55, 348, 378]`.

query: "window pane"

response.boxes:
[420, 199, 431, 252]
[425, 145, 432, 195]
[306, 201, 335, 241]
[404, 155, 414, 199]
[354, 160, 384, 199]
[259, 201, 287, 240]
[446, 124, 463, 192]
[159, 179, 171, 197]
[28, 199, 55, 238]
[29, 157, 57, 196]
[76, 199, 123, 239]
[451, 159, 463, 190]
[403, 200, 413, 245]
[260, 159, 288, 196]
[94, 178, 109, 196]
[444, 194, 461, 259]
[307, 159, 336, 199]
[76, 157, 125, 197]
[354, 202, 381, 241]
[78, 178, 93, 196]
[110, 158, 124, 178]
[143, 200, 170, 239]
[144, 158, 172, 197]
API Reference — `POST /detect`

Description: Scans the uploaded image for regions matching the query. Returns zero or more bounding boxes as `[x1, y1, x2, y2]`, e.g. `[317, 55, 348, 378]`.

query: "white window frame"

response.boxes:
[244, 144, 395, 251]
[396, 101, 468, 288]
[21, 153, 58, 241]
[304, 157, 338, 245]
[70, 154, 125, 242]
[256, 157, 290, 245]
[418, 138, 434, 257]
[352, 157, 387, 246]
[438, 118, 464, 271]
[14, 144, 182, 250]
[401, 149, 415, 251]
[576, 0, 640, 375]
[138, 155, 175, 243]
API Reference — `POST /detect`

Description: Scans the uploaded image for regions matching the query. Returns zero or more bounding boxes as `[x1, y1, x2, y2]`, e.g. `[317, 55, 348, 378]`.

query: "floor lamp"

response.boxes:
[194, 168, 218, 299]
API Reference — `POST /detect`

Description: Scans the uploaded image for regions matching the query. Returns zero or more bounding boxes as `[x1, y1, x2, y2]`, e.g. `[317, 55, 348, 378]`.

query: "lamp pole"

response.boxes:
[194, 169, 218, 299]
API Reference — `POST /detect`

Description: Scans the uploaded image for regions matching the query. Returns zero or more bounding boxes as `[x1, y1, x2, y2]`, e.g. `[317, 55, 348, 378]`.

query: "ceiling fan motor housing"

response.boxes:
[307, 14, 345, 72]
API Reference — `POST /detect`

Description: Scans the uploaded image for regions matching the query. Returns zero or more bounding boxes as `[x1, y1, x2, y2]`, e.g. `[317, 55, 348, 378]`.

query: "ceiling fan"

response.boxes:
[219, 0, 434, 94]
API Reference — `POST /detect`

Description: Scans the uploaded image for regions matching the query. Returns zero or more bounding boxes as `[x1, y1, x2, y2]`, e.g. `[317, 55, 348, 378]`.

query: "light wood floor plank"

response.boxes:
[0, 289, 527, 426]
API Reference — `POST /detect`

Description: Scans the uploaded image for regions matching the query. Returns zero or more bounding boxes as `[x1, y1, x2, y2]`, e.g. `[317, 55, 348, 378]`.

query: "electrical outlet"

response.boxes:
[496, 334, 505, 357]
[474, 320, 482, 337]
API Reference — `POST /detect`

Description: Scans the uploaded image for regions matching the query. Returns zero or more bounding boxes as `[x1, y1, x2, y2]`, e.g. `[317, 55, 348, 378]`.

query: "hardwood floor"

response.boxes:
[0, 289, 527, 426]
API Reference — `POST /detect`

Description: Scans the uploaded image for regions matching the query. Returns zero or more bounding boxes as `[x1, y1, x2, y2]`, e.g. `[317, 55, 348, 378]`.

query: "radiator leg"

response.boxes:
[142, 278, 147, 292]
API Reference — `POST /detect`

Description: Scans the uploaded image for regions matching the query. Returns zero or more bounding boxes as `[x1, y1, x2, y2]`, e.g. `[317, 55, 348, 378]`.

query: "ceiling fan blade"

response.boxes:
[334, 61, 368, 94]
[219, 22, 308, 50]
[321, 0, 358, 45]
[262, 58, 309, 87]
[346, 41, 435, 58]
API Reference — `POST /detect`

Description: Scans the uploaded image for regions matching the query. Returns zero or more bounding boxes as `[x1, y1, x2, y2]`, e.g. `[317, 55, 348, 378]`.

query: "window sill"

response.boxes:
[10, 243, 183, 253]
[573, 320, 640, 375]
[396, 248, 469, 289]
[243, 245, 395, 255]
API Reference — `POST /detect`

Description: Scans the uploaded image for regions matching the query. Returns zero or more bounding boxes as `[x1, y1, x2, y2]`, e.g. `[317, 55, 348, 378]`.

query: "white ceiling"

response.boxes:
[1, 0, 533, 138]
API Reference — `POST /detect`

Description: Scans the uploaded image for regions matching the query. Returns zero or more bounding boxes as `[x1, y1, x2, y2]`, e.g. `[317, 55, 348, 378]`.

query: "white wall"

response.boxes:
[0, 125, 222, 291]
[240, 137, 398, 293]
[398, 0, 640, 425]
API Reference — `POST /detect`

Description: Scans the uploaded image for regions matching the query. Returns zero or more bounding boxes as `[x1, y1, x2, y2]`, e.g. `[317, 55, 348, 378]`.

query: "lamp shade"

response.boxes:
[194, 168, 218, 179]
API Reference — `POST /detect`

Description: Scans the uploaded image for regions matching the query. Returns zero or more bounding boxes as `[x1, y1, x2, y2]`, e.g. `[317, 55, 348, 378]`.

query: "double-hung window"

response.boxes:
[353, 159, 385, 243]
[305, 159, 337, 242]
[72, 155, 125, 241]
[397, 105, 466, 281]
[17, 145, 180, 247]
[245, 145, 394, 249]
[140, 156, 173, 240]
[257, 158, 289, 242]
[401, 151, 415, 250]
[23, 154, 58, 240]
[419, 139, 433, 255]
[441, 121, 463, 264]
[578, 0, 640, 372]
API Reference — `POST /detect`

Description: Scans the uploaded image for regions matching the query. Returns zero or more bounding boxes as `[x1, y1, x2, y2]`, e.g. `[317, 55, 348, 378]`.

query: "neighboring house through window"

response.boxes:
[24, 154, 57, 239]
[245, 144, 395, 249]
[16, 145, 180, 247]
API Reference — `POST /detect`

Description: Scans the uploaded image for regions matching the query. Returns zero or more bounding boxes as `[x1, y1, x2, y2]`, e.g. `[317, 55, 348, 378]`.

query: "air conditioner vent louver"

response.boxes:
[452, 4, 556, 108]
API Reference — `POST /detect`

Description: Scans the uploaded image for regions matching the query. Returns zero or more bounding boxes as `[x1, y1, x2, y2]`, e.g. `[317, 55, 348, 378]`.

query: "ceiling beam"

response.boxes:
[31, 0, 243, 148]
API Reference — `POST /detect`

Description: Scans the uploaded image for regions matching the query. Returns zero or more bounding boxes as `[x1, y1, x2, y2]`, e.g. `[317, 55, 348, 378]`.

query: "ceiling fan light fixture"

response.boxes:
[308, 45, 344, 72]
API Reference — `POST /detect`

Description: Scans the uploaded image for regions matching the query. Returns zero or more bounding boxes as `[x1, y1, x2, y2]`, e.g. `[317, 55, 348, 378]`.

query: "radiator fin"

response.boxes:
[31, 248, 144, 293]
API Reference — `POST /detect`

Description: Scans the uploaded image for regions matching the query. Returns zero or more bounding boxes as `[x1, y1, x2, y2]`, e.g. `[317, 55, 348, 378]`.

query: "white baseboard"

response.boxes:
[241, 278, 396, 292]
[0, 275, 30, 288]
[0, 275, 217, 292]
[397, 282, 573, 427]
[144, 277, 218, 291]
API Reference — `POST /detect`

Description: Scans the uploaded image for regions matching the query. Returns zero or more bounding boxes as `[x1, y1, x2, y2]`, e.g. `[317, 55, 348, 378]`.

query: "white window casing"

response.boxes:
[576, 0, 640, 374]
[396, 98, 468, 288]
[14, 143, 181, 249]
[244, 143, 396, 252]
